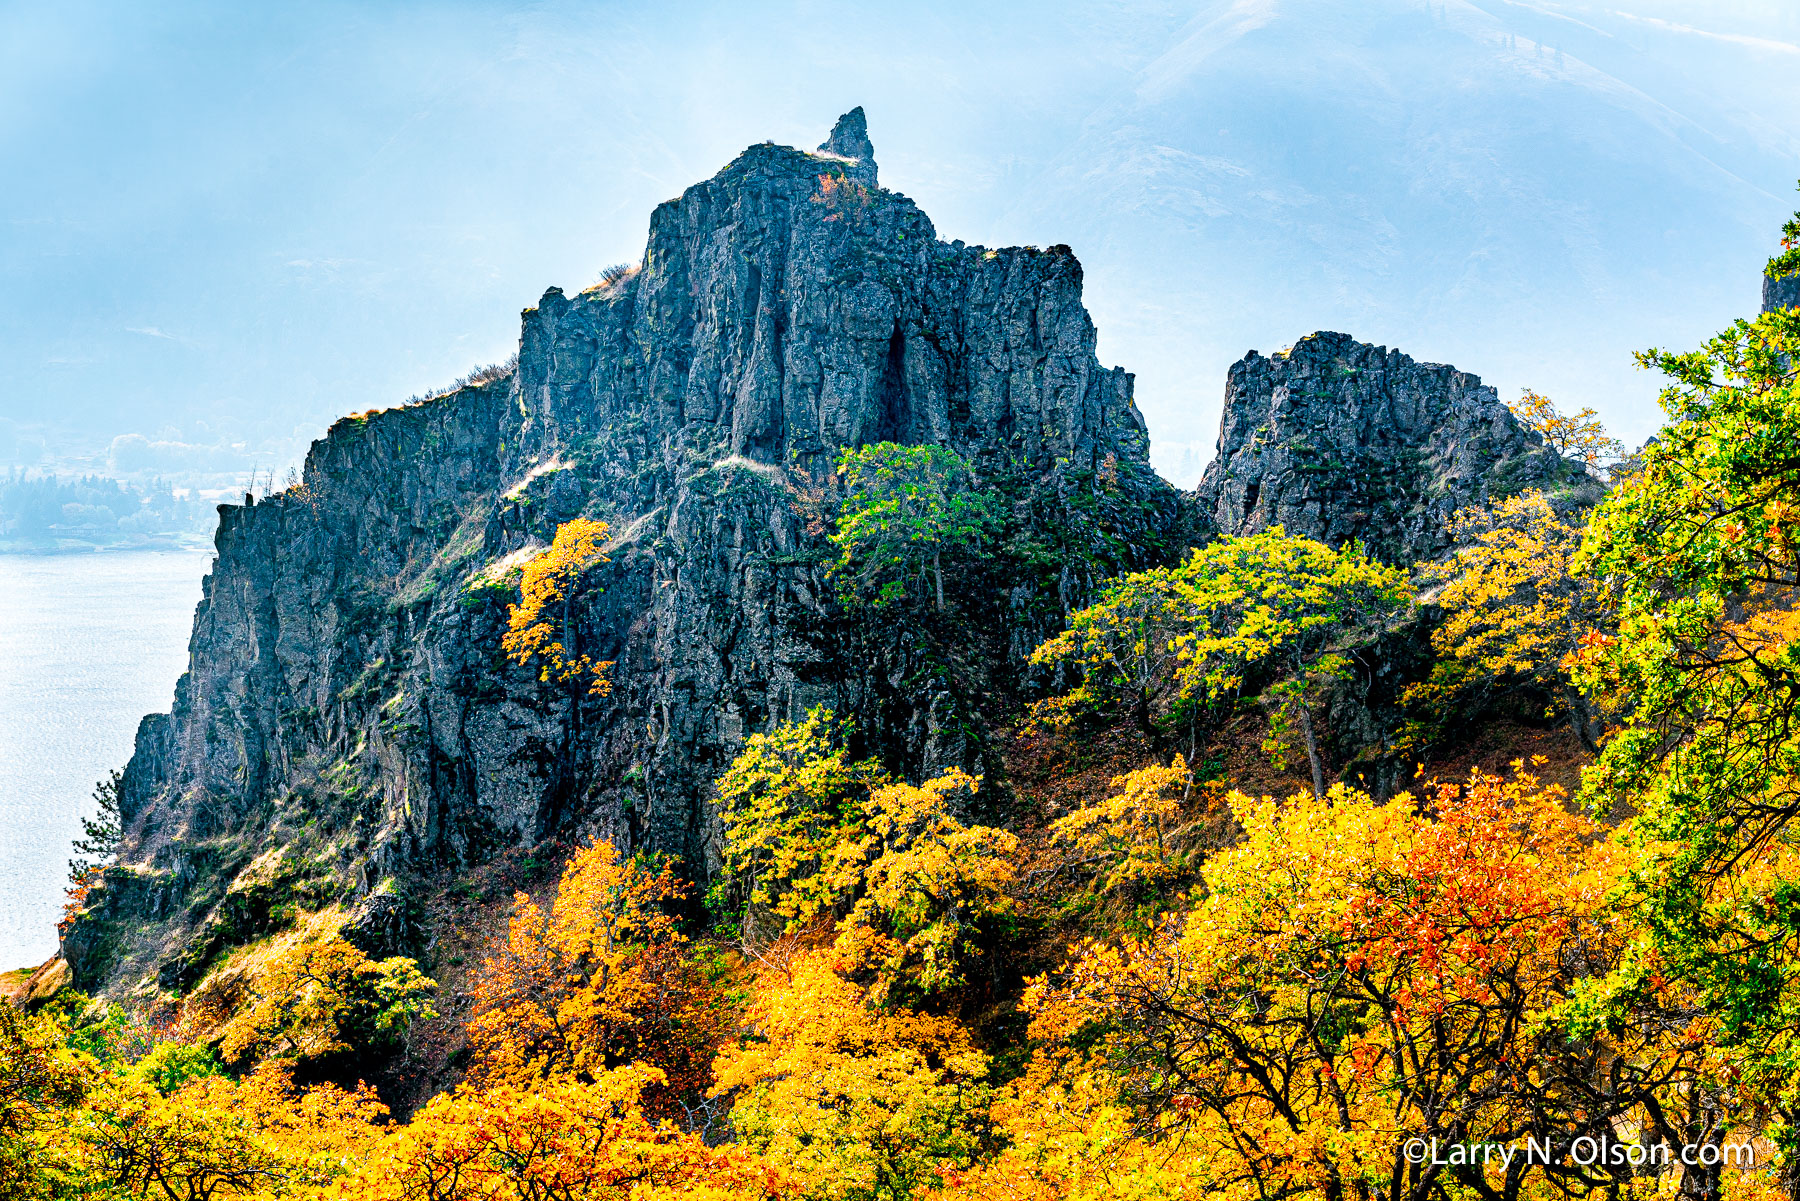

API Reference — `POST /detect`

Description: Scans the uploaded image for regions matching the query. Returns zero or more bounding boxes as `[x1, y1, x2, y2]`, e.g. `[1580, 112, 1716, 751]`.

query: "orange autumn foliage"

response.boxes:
[333, 1065, 794, 1201]
[963, 767, 1696, 1201]
[466, 838, 725, 1120]
[1509, 388, 1622, 472]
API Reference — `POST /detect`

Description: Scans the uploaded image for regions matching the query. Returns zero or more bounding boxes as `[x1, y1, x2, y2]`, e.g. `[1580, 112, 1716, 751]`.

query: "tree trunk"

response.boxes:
[551, 596, 582, 838]
[1677, 1088, 1726, 1201]
[1298, 703, 1327, 801]
[1564, 685, 1598, 753]
[933, 551, 945, 612]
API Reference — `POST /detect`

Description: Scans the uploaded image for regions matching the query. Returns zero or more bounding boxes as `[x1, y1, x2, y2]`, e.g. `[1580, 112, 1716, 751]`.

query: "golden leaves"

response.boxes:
[712, 949, 989, 1201]
[713, 714, 1016, 1001]
[184, 910, 436, 1070]
[503, 517, 616, 697]
[335, 1067, 792, 1201]
[1509, 389, 1622, 470]
[1005, 767, 1637, 1201]
[1413, 489, 1610, 745]
[1048, 757, 1195, 894]
[465, 838, 722, 1118]
[63, 1063, 386, 1201]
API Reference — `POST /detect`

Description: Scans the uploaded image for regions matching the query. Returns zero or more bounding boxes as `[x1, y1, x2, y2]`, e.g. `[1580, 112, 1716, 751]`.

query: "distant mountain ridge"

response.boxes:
[0, 470, 212, 553]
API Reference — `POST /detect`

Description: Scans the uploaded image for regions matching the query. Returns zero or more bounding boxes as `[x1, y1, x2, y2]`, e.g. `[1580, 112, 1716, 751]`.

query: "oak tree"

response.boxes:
[1033, 530, 1411, 796]
[1510, 389, 1623, 473]
[1574, 212, 1800, 1177]
[467, 837, 724, 1120]
[1412, 489, 1611, 749]
[503, 516, 615, 698]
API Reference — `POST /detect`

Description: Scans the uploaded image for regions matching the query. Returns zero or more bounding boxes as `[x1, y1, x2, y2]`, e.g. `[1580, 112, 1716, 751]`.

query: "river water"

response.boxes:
[0, 549, 212, 970]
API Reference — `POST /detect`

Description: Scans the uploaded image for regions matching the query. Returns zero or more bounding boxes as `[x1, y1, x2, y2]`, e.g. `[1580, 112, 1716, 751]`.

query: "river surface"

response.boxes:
[0, 549, 213, 969]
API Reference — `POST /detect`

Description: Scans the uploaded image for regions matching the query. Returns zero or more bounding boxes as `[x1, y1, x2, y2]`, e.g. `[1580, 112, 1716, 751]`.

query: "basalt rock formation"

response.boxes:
[64, 115, 1612, 1002]
[1767, 269, 1800, 313]
[1191, 331, 1594, 563]
[66, 111, 1179, 997]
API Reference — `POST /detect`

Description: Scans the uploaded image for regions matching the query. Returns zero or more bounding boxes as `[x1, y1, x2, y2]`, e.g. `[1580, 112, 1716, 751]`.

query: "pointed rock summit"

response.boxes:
[817, 106, 877, 187]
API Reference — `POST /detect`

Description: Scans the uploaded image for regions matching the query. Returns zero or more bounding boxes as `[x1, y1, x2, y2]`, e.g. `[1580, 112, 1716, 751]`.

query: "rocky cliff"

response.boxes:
[1191, 331, 1591, 562]
[67, 111, 1179, 997]
[1767, 269, 1800, 313]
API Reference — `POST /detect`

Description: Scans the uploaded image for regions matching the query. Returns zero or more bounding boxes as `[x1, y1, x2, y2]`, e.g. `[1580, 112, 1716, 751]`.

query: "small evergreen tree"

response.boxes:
[62, 771, 122, 932]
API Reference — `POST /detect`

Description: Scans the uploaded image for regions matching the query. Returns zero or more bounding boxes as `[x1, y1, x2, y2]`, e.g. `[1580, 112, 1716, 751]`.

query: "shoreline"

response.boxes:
[0, 538, 215, 557]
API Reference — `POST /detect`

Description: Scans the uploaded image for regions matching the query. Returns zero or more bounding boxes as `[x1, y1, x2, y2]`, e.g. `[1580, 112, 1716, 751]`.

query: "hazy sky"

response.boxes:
[3, 0, 1797, 486]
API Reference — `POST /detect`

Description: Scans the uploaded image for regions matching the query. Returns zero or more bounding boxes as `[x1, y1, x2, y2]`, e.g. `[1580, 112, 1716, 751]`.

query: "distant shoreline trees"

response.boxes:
[0, 469, 210, 549]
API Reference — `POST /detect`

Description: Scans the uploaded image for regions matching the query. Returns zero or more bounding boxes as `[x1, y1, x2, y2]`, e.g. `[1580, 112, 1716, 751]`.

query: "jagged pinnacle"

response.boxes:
[817, 107, 876, 187]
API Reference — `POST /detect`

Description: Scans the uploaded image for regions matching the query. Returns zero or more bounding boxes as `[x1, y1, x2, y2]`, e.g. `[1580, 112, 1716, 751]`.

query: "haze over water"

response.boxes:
[0, 550, 211, 970]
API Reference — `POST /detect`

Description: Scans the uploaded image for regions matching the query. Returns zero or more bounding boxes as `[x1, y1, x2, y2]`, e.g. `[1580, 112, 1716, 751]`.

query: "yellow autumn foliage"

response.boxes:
[712, 948, 992, 1201]
[1047, 756, 1194, 894]
[987, 769, 1695, 1201]
[714, 714, 1017, 1000]
[186, 909, 436, 1069]
[60, 1062, 385, 1200]
[333, 1065, 792, 1201]
[466, 837, 724, 1116]
[1510, 389, 1623, 471]
[1412, 489, 1610, 747]
[503, 516, 615, 697]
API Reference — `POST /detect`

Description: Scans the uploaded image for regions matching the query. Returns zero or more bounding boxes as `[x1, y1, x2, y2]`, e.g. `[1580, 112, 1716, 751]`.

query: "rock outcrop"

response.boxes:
[1767, 269, 1800, 313]
[817, 106, 877, 188]
[1190, 331, 1592, 563]
[67, 112, 1178, 996]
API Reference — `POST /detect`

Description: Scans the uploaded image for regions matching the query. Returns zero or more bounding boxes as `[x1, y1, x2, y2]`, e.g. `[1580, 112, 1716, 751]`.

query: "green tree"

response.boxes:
[1026, 558, 1200, 744]
[62, 770, 121, 933]
[712, 708, 890, 939]
[831, 443, 1001, 611]
[712, 710, 1016, 999]
[1573, 201, 1800, 1182]
[1034, 529, 1411, 796]
[1176, 530, 1411, 798]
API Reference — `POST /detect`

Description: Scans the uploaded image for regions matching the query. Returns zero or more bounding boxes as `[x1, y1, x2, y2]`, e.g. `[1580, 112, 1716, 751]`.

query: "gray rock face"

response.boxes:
[68, 112, 1176, 994]
[1190, 331, 1588, 563]
[1766, 270, 1800, 313]
[817, 106, 876, 188]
